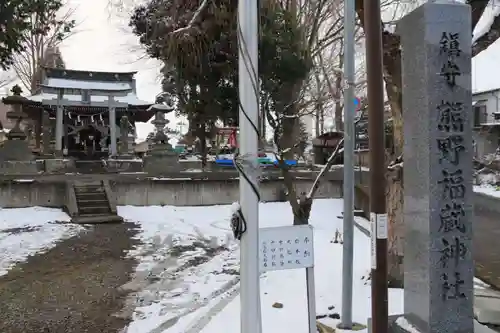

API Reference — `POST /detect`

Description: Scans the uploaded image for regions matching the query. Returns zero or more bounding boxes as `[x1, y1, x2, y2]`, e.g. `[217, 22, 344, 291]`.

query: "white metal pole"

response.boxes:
[238, 0, 261, 331]
[339, 0, 355, 328]
[306, 267, 317, 333]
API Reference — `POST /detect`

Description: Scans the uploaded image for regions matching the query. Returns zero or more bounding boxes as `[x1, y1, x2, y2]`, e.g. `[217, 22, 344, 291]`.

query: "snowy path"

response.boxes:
[119, 199, 405, 333]
[118, 205, 239, 333]
[0, 207, 83, 276]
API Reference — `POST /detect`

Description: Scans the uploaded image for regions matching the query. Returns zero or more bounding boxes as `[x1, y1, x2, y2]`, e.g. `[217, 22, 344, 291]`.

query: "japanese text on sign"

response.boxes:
[437, 30, 469, 302]
[439, 32, 462, 88]
[259, 225, 314, 272]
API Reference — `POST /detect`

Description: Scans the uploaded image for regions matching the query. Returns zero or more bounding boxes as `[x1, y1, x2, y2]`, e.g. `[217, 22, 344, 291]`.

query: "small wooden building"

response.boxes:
[312, 131, 344, 165]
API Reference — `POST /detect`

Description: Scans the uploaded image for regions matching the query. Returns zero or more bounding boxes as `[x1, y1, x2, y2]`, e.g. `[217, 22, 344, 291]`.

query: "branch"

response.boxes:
[469, 0, 490, 33]
[170, 0, 210, 35]
[472, 4, 500, 56]
[306, 137, 343, 199]
[0, 72, 14, 90]
[306, 109, 367, 199]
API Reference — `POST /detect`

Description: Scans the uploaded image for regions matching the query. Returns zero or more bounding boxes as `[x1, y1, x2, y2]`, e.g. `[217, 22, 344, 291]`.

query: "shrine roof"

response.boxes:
[43, 67, 137, 82]
[41, 67, 138, 91]
[26, 92, 152, 107]
[44, 77, 132, 91]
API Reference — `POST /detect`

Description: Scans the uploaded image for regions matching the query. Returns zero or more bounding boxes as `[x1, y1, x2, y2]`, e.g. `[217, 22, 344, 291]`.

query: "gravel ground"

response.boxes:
[0, 222, 140, 333]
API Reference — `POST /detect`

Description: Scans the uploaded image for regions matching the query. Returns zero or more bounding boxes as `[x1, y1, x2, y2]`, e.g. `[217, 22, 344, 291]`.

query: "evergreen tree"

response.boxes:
[296, 120, 309, 160]
[0, 0, 74, 70]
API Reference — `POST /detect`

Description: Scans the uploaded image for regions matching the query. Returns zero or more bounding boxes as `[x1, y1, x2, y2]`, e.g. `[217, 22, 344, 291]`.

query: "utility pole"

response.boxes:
[339, 0, 355, 329]
[238, 0, 262, 331]
[364, 0, 388, 333]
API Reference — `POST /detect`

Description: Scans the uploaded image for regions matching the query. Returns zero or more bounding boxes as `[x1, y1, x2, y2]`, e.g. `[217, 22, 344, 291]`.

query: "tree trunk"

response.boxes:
[320, 111, 324, 134]
[200, 125, 207, 168]
[294, 197, 313, 225]
[355, 1, 406, 285]
[315, 107, 320, 137]
[260, 98, 267, 148]
[277, 83, 299, 159]
[382, 31, 405, 287]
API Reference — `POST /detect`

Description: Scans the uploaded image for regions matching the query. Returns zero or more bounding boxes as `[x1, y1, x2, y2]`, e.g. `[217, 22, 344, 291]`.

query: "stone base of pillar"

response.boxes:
[0, 160, 41, 175]
[44, 158, 75, 173]
[0, 140, 34, 161]
[144, 150, 180, 174]
[104, 158, 143, 173]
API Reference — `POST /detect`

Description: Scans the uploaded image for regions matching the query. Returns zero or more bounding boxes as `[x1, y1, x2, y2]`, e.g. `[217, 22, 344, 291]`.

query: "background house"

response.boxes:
[471, 38, 500, 160]
[473, 87, 500, 159]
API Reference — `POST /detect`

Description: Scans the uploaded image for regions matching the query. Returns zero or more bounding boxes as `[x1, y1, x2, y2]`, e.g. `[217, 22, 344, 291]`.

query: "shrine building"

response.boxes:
[5, 67, 154, 159]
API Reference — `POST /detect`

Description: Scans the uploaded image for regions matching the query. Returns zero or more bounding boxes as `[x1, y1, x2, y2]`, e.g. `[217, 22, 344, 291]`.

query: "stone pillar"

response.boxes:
[42, 110, 51, 155]
[108, 97, 117, 156]
[55, 103, 64, 155]
[399, 2, 473, 332]
[118, 115, 131, 156]
[63, 114, 69, 156]
[35, 115, 42, 150]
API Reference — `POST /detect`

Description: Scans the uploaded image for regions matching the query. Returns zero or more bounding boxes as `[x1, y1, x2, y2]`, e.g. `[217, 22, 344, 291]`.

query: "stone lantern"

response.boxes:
[143, 92, 180, 174]
[0, 85, 34, 162]
[4, 85, 28, 141]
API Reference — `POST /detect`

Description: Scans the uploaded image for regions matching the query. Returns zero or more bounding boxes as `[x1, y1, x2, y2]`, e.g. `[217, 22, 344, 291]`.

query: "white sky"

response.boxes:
[52, 0, 500, 137]
[59, 0, 166, 140]
[3, 0, 500, 140]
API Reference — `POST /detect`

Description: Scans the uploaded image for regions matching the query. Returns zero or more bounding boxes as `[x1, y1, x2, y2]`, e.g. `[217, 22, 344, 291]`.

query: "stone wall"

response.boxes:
[0, 175, 342, 208]
[0, 180, 66, 208]
[111, 178, 341, 206]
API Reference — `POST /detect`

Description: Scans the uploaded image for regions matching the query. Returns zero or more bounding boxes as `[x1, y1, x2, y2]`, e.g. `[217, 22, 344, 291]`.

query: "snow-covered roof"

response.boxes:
[26, 92, 151, 106]
[44, 77, 132, 91]
[472, 3, 500, 94]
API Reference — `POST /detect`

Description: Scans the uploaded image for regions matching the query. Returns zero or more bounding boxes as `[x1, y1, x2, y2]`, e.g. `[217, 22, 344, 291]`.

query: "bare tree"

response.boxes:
[11, 4, 76, 94]
[311, 25, 366, 132]
[0, 71, 15, 91]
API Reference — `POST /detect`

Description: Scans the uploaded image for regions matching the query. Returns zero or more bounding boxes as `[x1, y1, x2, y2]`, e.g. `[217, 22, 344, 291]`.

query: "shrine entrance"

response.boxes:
[67, 125, 108, 160]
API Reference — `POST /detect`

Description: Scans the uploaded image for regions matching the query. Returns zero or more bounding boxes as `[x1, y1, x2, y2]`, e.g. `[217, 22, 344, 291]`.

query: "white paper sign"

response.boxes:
[370, 213, 376, 269]
[259, 225, 314, 272]
[376, 213, 388, 239]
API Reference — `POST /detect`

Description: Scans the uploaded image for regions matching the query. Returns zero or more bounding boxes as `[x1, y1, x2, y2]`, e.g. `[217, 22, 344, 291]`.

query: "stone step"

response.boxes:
[75, 190, 105, 196]
[77, 200, 109, 208]
[76, 196, 108, 202]
[75, 190, 107, 197]
[68, 180, 122, 224]
[75, 194, 108, 202]
[76, 195, 105, 201]
[74, 186, 104, 192]
[71, 214, 123, 224]
[78, 206, 111, 215]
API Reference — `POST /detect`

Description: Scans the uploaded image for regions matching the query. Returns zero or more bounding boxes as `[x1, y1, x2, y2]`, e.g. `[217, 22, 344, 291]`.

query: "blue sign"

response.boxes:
[353, 97, 361, 111]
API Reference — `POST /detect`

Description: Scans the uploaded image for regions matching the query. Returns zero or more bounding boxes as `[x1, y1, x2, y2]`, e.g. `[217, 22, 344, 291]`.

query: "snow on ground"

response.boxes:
[118, 205, 239, 333]
[474, 184, 500, 198]
[0, 207, 83, 276]
[121, 199, 495, 333]
[119, 199, 403, 333]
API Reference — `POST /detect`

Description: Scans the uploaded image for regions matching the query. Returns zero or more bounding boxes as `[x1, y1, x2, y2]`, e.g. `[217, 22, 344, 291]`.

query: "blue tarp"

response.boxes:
[214, 159, 297, 166]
